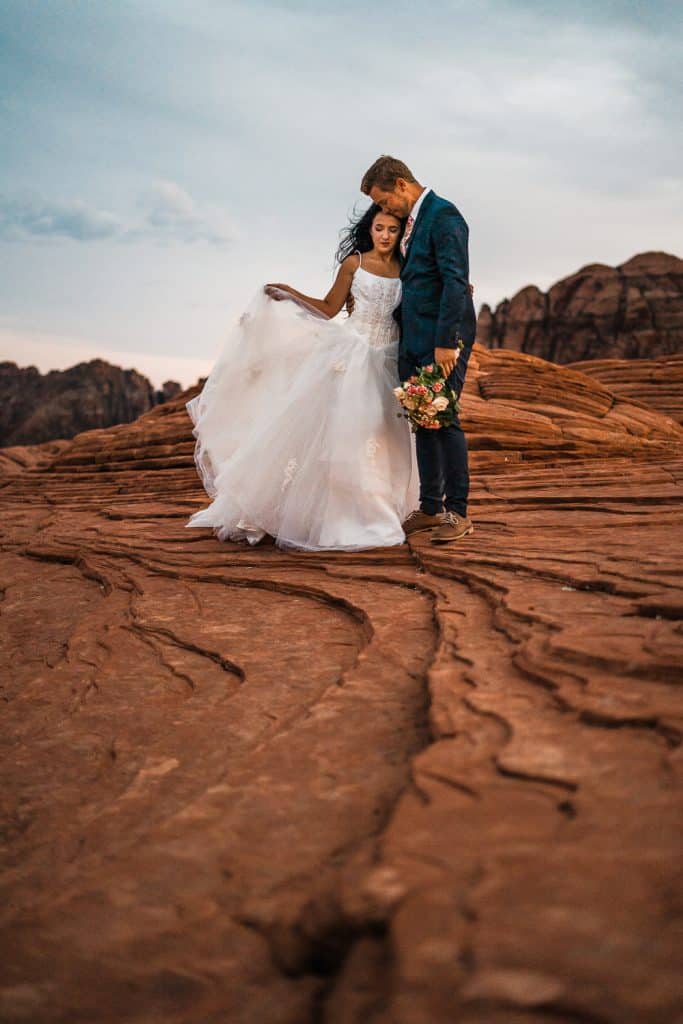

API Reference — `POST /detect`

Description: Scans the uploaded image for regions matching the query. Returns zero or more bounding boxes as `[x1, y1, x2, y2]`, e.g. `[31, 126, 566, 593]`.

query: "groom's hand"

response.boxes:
[434, 347, 458, 378]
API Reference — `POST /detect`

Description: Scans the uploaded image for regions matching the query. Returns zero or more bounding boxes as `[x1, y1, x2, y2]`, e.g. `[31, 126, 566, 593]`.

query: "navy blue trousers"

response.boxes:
[398, 346, 471, 518]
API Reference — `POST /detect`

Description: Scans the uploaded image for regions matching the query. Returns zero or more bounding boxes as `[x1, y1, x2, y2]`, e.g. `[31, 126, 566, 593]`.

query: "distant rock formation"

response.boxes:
[0, 358, 182, 447]
[476, 251, 683, 363]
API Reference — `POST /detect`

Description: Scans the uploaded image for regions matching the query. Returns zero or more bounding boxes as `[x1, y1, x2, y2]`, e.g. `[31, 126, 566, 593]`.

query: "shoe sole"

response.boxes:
[430, 525, 474, 544]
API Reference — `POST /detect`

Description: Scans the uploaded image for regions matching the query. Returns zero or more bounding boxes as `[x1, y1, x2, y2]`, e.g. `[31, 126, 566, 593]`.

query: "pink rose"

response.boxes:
[425, 364, 434, 373]
[433, 382, 443, 392]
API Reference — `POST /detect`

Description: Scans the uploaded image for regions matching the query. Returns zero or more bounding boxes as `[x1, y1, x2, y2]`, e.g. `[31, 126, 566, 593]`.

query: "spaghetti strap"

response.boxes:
[355, 249, 362, 269]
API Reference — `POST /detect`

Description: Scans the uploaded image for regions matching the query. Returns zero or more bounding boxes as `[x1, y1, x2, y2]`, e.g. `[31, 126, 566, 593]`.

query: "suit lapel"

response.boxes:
[401, 190, 437, 274]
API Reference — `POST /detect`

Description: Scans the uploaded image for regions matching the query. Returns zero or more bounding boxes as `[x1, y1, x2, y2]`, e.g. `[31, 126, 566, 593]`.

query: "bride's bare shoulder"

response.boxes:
[340, 253, 361, 274]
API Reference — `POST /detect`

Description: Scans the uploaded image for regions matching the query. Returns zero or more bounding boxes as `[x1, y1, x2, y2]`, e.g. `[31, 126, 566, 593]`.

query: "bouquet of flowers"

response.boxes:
[394, 357, 462, 431]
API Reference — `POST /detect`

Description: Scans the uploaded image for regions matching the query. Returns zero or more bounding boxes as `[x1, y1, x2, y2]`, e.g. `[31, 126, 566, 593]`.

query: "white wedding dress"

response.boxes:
[185, 257, 419, 550]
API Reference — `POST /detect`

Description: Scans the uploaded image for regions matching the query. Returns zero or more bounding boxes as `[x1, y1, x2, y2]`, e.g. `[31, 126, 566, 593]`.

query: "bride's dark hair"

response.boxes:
[335, 202, 405, 264]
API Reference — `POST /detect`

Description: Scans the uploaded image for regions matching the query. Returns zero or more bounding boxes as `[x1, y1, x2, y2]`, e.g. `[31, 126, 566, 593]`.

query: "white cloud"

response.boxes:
[0, 182, 236, 246]
[0, 193, 121, 241]
[131, 180, 236, 245]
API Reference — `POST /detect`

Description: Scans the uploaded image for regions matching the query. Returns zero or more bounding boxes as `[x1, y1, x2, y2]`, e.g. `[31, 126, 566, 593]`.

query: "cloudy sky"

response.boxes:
[1, 0, 681, 387]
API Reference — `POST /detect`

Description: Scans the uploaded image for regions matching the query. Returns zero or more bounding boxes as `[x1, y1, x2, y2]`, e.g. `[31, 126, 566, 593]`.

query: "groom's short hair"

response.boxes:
[361, 155, 417, 194]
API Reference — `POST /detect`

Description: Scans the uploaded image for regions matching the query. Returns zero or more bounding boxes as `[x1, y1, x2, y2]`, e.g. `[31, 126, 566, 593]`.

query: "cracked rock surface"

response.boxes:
[1, 345, 682, 1023]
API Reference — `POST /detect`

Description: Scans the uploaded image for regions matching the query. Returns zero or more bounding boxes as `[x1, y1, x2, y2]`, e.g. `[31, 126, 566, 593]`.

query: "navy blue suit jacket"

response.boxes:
[395, 190, 476, 362]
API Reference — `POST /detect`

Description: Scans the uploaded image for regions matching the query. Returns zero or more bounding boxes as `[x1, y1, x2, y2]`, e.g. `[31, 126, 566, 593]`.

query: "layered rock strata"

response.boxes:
[568, 353, 683, 425]
[0, 358, 182, 447]
[1, 345, 681, 1024]
[476, 251, 683, 364]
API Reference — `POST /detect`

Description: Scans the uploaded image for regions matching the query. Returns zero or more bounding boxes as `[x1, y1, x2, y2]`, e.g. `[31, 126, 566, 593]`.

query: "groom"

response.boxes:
[361, 155, 476, 544]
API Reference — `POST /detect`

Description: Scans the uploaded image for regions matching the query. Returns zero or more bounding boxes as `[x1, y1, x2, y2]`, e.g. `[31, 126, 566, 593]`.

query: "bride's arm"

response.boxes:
[265, 255, 358, 318]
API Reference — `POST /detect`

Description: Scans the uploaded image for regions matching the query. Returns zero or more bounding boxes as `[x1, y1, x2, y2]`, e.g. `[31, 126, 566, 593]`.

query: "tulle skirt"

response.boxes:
[185, 289, 419, 551]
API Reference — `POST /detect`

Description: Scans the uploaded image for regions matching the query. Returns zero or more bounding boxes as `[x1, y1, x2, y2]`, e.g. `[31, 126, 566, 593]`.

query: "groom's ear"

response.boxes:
[395, 177, 409, 194]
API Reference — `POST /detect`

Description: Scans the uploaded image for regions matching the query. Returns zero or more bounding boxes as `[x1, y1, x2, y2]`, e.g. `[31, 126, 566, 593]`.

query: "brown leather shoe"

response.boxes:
[430, 511, 474, 544]
[402, 509, 444, 536]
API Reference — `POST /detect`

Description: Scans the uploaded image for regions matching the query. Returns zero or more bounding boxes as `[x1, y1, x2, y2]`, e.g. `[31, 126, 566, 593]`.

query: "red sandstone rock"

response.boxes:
[567, 353, 683, 425]
[476, 250, 683, 364]
[0, 347, 681, 1024]
[0, 358, 182, 447]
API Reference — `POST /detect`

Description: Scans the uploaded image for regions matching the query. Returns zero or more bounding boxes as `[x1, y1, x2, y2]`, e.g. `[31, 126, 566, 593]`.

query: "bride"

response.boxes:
[185, 203, 419, 551]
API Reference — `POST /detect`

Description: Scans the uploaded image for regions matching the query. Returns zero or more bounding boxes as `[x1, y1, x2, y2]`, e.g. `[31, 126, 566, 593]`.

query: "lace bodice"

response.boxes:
[347, 262, 401, 349]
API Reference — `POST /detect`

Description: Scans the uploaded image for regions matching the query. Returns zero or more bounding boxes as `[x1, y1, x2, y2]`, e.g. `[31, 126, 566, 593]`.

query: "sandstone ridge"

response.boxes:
[1, 344, 681, 1024]
[0, 357, 182, 448]
[476, 250, 683, 364]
